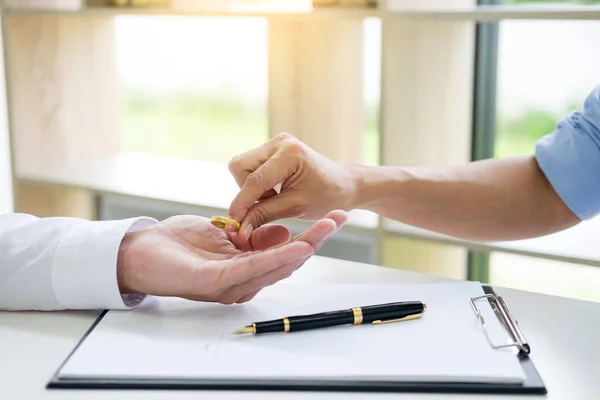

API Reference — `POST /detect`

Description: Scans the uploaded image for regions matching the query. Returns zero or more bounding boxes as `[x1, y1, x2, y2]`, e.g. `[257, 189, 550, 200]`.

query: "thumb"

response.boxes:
[237, 193, 305, 243]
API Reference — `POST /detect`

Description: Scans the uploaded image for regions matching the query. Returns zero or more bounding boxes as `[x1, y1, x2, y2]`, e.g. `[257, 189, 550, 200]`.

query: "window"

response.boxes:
[484, 16, 600, 302]
[115, 15, 380, 166]
[363, 17, 381, 166]
[495, 20, 600, 158]
[115, 16, 269, 164]
[8, 1, 599, 300]
[490, 252, 600, 302]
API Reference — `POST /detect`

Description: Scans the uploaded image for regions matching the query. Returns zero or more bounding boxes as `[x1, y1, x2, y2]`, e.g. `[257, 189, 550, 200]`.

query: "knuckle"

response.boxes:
[274, 132, 293, 142]
[246, 170, 266, 189]
[280, 140, 305, 157]
[228, 155, 243, 173]
[252, 207, 272, 226]
[274, 133, 302, 152]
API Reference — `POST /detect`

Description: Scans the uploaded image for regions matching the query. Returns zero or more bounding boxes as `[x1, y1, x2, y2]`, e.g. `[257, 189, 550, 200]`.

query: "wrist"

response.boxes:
[345, 164, 410, 211]
[345, 163, 375, 210]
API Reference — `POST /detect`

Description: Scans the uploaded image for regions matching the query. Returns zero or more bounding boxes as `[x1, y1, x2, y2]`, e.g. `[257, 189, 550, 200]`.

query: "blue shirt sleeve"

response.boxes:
[534, 85, 600, 220]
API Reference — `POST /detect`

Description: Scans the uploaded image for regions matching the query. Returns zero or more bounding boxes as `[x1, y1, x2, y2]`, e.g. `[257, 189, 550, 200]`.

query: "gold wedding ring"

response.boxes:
[211, 216, 241, 231]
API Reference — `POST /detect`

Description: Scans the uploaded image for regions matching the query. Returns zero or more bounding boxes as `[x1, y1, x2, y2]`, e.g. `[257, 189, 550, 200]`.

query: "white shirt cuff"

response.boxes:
[51, 217, 157, 310]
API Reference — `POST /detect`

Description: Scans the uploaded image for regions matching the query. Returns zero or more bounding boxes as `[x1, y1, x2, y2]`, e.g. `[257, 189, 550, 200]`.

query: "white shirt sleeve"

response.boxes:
[0, 213, 157, 311]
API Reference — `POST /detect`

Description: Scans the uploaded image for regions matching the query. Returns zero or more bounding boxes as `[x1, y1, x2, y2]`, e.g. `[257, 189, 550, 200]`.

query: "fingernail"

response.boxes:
[326, 221, 338, 236]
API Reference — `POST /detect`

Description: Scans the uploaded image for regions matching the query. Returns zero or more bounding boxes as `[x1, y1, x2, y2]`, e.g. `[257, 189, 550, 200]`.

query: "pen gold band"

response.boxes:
[352, 307, 363, 325]
[283, 318, 290, 333]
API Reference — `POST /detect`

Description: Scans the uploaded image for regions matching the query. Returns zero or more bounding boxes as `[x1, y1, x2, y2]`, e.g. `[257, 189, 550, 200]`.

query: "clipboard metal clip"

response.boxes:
[470, 294, 531, 356]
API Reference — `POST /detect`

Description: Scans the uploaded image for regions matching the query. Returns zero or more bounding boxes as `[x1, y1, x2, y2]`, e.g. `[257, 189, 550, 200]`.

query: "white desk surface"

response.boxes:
[1, 256, 599, 399]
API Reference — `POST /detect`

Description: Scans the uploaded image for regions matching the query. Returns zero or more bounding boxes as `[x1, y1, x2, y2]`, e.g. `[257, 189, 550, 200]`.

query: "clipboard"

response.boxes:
[47, 284, 547, 395]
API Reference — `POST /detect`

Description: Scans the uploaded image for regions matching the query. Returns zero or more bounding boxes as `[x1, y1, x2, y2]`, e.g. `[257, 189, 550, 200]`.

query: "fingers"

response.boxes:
[213, 241, 313, 288]
[248, 224, 291, 251]
[185, 212, 349, 305]
[235, 192, 305, 243]
[322, 210, 349, 230]
[228, 132, 296, 188]
[288, 211, 347, 254]
[228, 142, 278, 189]
[219, 213, 348, 304]
[229, 224, 291, 252]
[291, 218, 337, 251]
[229, 156, 296, 226]
[228, 133, 303, 228]
[259, 188, 278, 201]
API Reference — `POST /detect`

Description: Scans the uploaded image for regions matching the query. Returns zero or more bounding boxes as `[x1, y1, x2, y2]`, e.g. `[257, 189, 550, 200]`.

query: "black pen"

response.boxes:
[233, 301, 426, 335]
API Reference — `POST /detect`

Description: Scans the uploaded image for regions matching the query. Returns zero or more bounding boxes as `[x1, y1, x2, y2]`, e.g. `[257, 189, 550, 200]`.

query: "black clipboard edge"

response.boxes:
[48, 377, 546, 395]
[46, 285, 547, 395]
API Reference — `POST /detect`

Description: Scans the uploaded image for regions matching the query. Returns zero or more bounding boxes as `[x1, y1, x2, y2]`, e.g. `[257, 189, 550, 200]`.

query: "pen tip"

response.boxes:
[233, 326, 254, 335]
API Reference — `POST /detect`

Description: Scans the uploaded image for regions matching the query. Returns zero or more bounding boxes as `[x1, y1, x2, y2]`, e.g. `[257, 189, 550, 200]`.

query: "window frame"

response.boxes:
[468, 0, 501, 282]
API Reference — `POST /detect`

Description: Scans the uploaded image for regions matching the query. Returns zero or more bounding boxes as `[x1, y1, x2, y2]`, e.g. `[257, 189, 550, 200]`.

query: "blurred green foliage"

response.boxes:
[495, 102, 580, 157]
[121, 86, 584, 164]
[121, 88, 268, 164]
[120, 87, 380, 165]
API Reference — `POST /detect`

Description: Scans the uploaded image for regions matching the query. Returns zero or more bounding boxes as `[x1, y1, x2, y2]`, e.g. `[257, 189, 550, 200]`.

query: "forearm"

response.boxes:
[349, 155, 580, 242]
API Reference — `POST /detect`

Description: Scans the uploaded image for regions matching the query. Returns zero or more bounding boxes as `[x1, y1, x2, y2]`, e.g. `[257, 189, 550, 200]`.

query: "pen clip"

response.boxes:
[372, 312, 424, 325]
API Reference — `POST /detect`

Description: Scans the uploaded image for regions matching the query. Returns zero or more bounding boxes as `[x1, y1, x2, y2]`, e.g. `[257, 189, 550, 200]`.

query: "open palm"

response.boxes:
[117, 211, 347, 304]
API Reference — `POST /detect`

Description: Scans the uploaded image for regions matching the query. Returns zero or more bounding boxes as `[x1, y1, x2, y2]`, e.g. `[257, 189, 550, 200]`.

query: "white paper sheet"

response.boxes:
[58, 281, 524, 384]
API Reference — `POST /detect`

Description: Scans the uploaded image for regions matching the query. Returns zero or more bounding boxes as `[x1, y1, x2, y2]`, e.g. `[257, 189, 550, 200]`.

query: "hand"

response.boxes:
[117, 210, 348, 304]
[228, 133, 358, 242]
